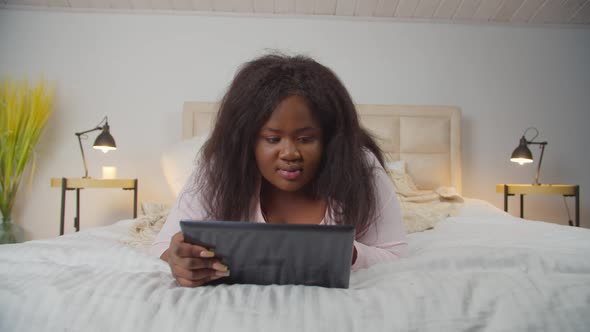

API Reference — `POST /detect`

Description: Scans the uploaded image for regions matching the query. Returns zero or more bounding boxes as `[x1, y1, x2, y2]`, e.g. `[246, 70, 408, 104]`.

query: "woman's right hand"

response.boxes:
[162, 231, 230, 287]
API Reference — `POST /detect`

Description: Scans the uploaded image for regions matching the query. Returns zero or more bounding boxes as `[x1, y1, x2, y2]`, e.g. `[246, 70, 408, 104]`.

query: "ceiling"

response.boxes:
[2, 0, 590, 27]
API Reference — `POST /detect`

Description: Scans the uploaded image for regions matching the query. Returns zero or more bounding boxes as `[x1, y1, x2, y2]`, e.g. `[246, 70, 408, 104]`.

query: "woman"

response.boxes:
[151, 54, 407, 287]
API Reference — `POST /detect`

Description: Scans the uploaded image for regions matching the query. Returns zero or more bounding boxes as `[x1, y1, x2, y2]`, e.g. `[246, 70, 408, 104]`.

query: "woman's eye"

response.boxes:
[265, 137, 280, 143]
[297, 136, 314, 143]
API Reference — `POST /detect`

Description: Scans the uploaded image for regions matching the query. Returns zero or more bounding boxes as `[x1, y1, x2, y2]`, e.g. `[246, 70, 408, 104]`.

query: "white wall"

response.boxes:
[1, 9, 589, 240]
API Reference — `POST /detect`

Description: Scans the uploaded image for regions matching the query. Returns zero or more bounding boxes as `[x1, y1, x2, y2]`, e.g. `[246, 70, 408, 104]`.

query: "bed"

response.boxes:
[1, 103, 589, 332]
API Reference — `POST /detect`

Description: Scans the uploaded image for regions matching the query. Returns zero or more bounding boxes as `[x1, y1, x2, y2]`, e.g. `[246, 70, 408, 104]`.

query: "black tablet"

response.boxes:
[180, 220, 355, 288]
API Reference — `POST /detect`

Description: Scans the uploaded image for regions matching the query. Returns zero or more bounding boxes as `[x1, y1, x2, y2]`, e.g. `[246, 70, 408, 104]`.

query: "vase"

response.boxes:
[0, 215, 25, 244]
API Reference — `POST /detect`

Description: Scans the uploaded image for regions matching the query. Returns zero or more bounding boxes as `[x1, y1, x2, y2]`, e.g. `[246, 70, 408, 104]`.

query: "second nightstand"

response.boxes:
[51, 178, 138, 235]
[496, 184, 579, 227]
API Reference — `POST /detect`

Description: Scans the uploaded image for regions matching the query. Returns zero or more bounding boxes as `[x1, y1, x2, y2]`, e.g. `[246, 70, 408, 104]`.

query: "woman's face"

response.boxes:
[255, 95, 323, 194]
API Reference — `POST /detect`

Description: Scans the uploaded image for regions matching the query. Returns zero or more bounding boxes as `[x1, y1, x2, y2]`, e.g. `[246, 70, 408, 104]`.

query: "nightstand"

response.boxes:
[51, 178, 138, 235]
[496, 184, 579, 227]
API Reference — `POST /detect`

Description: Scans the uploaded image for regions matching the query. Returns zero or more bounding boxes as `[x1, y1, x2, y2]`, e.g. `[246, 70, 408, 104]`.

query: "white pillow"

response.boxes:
[160, 135, 208, 197]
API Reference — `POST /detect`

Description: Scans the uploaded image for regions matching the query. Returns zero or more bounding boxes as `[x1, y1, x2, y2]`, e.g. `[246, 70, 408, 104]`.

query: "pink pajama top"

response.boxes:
[151, 152, 407, 271]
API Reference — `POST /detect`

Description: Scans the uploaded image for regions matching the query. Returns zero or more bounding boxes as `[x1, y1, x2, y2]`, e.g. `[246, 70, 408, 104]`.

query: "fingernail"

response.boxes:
[215, 270, 230, 277]
[200, 250, 215, 258]
[212, 262, 228, 272]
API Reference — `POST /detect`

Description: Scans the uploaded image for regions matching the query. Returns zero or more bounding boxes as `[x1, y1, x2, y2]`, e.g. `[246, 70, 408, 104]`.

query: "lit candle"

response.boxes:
[102, 166, 117, 179]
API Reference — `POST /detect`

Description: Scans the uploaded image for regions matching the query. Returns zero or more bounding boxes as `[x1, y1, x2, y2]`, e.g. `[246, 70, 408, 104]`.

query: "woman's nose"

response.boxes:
[279, 140, 301, 160]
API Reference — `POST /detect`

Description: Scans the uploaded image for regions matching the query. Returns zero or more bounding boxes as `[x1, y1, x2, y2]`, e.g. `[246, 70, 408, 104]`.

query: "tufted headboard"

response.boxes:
[182, 102, 462, 194]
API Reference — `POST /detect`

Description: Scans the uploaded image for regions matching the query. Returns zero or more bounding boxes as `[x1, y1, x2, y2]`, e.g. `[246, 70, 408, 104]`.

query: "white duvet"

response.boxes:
[1, 199, 589, 332]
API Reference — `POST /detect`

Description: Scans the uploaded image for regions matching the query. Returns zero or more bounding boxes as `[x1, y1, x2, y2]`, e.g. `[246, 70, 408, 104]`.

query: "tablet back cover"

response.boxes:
[180, 221, 354, 288]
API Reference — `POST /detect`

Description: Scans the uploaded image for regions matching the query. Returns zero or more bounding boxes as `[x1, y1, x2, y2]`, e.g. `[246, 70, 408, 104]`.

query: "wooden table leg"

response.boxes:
[75, 188, 80, 232]
[60, 178, 66, 236]
[133, 179, 138, 218]
[576, 186, 580, 227]
[520, 194, 524, 218]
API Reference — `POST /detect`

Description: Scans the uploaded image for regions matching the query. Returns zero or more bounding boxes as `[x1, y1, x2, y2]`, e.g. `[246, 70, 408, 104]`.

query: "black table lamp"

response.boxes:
[510, 127, 547, 185]
[75, 116, 117, 178]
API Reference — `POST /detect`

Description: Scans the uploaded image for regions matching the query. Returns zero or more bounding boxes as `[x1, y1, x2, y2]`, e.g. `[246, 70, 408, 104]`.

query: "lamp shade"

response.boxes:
[510, 136, 533, 165]
[93, 124, 117, 153]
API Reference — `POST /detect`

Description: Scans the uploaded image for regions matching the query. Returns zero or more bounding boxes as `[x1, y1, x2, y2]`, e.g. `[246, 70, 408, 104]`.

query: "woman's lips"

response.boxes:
[278, 169, 302, 180]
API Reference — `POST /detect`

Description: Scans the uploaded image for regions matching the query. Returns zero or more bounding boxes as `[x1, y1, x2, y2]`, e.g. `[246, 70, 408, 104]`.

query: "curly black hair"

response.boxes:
[194, 53, 384, 235]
